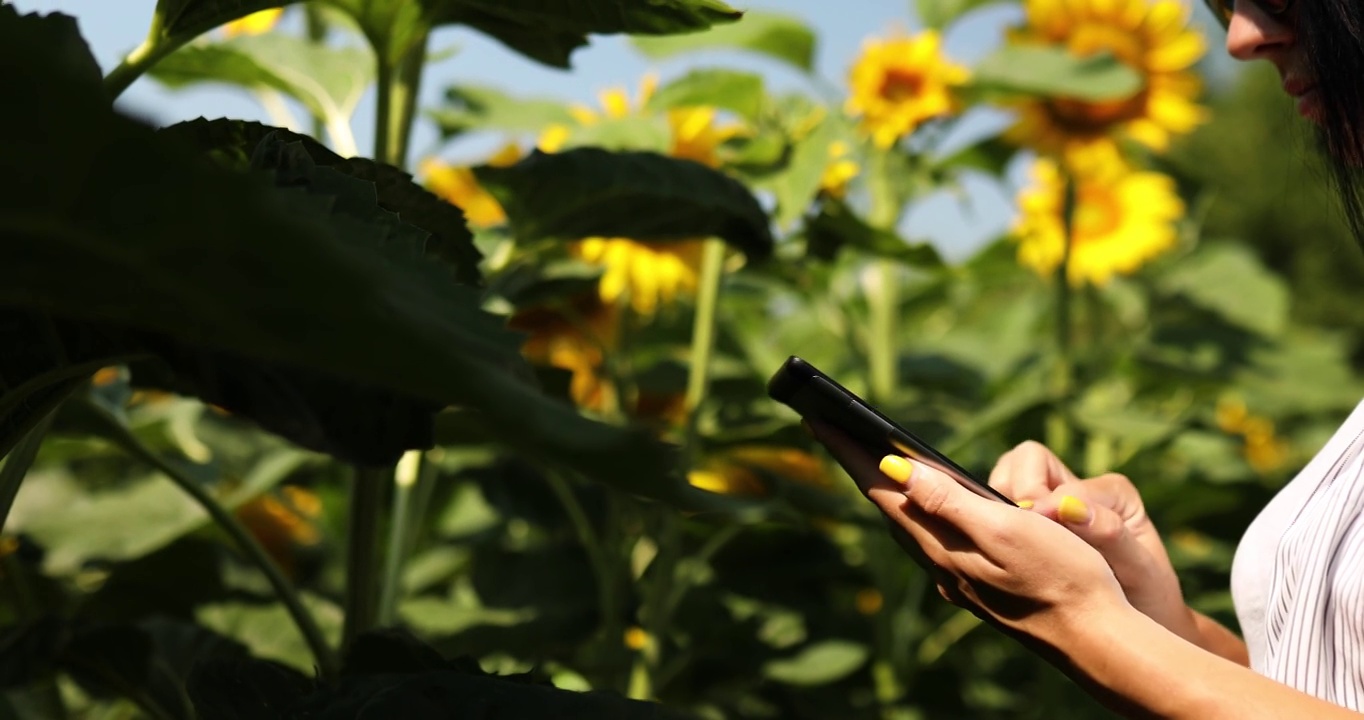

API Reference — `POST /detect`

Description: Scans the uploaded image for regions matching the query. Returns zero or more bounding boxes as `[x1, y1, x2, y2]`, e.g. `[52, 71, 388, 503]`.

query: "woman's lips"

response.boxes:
[1284, 80, 1321, 120]
[1296, 88, 1321, 120]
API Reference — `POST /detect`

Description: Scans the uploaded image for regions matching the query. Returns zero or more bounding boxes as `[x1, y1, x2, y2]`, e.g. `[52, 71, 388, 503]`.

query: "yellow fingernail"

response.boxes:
[1058, 495, 1091, 524]
[1016, 500, 1034, 509]
[879, 455, 913, 484]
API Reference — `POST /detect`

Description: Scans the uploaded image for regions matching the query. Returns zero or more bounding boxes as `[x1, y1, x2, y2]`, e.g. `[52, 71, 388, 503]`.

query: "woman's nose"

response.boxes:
[1225, 5, 1295, 61]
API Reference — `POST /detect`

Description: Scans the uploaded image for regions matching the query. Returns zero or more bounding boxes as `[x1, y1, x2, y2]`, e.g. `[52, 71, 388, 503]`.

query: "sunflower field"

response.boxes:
[3, 0, 1362, 718]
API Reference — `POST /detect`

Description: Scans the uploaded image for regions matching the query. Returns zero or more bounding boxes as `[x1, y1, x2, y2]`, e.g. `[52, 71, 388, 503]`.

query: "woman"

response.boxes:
[810, 0, 1364, 716]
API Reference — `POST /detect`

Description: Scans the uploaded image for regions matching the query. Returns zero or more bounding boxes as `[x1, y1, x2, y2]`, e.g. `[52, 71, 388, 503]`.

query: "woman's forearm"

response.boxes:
[1189, 608, 1250, 667]
[1051, 604, 1357, 719]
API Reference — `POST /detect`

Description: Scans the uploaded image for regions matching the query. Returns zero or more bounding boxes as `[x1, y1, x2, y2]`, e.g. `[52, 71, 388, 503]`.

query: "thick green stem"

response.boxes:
[1046, 172, 1078, 460]
[304, 5, 329, 141]
[683, 239, 728, 462]
[343, 465, 388, 650]
[103, 12, 173, 101]
[392, 35, 429, 171]
[402, 448, 441, 555]
[371, 33, 429, 169]
[0, 409, 57, 535]
[866, 153, 900, 403]
[86, 402, 339, 680]
[378, 450, 423, 626]
[867, 261, 900, 404]
[372, 58, 395, 166]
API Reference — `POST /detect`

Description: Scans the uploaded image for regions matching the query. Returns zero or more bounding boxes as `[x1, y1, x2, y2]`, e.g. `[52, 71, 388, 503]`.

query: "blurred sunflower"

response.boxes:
[668, 106, 745, 167]
[538, 75, 658, 154]
[820, 141, 861, 198]
[572, 237, 708, 318]
[222, 8, 284, 37]
[1215, 396, 1291, 473]
[539, 75, 745, 318]
[235, 486, 323, 579]
[421, 143, 521, 229]
[688, 445, 829, 496]
[509, 293, 620, 413]
[855, 588, 885, 615]
[1004, 0, 1207, 162]
[1011, 150, 1182, 286]
[845, 31, 969, 149]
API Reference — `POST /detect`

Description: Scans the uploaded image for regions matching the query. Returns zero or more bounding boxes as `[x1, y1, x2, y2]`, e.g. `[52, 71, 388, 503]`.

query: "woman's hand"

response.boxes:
[986, 441, 1201, 645]
[807, 420, 1127, 641]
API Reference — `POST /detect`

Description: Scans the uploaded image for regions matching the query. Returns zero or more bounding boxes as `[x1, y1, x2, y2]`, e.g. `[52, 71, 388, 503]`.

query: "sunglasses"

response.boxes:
[1203, 0, 1296, 28]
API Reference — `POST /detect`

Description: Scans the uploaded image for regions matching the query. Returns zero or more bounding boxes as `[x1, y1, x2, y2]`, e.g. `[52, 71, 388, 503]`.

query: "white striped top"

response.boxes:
[1231, 397, 1364, 708]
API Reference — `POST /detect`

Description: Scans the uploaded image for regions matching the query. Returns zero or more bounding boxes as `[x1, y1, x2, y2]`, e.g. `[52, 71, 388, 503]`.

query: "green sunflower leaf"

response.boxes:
[631, 10, 816, 72]
[474, 148, 775, 260]
[970, 45, 1143, 102]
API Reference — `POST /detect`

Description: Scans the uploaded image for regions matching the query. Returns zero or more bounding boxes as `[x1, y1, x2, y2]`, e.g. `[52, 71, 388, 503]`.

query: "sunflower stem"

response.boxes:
[377, 450, 423, 627]
[683, 238, 728, 465]
[304, 4, 330, 141]
[867, 151, 900, 403]
[372, 32, 429, 168]
[343, 465, 388, 651]
[102, 12, 172, 101]
[1046, 169, 1078, 461]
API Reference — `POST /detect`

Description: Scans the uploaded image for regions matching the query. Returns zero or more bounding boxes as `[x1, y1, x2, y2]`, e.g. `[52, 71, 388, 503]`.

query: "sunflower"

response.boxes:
[421, 143, 521, 229]
[539, 75, 745, 318]
[1215, 396, 1291, 473]
[222, 8, 284, 37]
[1011, 150, 1182, 286]
[820, 140, 861, 198]
[572, 237, 707, 318]
[687, 445, 830, 496]
[1004, 0, 1207, 162]
[668, 106, 746, 168]
[539, 74, 661, 152]
[845, 31, 969, 149]
[509, 293, 620, 413]
[235, 486, 323, 579]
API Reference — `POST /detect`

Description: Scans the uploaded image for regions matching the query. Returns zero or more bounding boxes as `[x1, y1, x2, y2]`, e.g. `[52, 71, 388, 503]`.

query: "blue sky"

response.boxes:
[16, 0, 1240, 259]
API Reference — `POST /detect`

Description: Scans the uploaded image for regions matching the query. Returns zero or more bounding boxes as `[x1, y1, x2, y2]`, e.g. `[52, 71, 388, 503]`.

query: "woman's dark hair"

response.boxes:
[1299, 0, 1364, 246]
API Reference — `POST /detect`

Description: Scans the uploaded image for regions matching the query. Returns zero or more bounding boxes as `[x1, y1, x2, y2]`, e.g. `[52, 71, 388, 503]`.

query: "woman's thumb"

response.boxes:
[1033, 491, 1150, 591]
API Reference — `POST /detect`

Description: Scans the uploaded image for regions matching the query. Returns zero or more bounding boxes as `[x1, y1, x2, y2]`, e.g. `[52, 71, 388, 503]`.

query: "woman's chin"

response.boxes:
[1296, 89, 1323, 122]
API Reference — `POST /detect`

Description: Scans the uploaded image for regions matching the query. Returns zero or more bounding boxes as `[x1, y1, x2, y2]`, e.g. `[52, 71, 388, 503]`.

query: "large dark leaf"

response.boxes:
[323, 0, 741, 68]
[802, 198, 943, 267]
[187, 654, 315, 720]
[476, 148, 775, 260]
[441, 0, 742, 69]
[153, 0, 300, 46]
[156, 118, 481, 284]
[0, 313, 139, 458]
[0, 10, 699, 503]
[631, 10, 816, 72]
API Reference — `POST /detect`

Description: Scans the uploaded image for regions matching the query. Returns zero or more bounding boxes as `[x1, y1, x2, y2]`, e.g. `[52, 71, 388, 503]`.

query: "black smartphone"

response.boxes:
[768, 356, 1016, 506]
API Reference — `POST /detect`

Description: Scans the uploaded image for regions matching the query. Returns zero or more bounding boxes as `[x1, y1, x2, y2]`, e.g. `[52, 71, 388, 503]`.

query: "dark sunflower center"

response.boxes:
[1044, 89, 1149, 135]
[880, 68, 926, 102]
